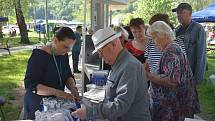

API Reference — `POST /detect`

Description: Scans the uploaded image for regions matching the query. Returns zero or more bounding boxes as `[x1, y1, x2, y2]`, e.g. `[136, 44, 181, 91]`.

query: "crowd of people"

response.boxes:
[23, 2, 207, 121]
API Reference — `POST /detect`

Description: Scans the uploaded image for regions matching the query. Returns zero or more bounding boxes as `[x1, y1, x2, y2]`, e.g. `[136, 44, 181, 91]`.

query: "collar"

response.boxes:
[178, 20, 195, 32]
[111, 49, 128, 70]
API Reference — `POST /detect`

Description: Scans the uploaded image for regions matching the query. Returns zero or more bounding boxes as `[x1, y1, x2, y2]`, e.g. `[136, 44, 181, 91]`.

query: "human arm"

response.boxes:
[194, 26, 206, 84]
[146, 72, 177, 88]
[72, 64, 140, 120]
[145, 52, 182, 88]
[36, 84, 75, 101]
[66, 77, 81, 102]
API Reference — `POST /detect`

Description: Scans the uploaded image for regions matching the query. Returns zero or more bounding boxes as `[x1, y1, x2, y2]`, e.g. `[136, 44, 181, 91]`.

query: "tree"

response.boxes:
[136, 0, 176, 24]
[175, 0, 214, 12]
[0, 0, 3, 38]
[14, 0, 30, 44]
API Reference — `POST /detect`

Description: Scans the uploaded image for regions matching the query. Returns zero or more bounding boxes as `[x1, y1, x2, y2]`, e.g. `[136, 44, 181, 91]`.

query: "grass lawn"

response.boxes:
[0, 50, 215, 120]
[197, 57, 215, 121]
[0, 30, 47, 48]
[0, 51, 32, 120]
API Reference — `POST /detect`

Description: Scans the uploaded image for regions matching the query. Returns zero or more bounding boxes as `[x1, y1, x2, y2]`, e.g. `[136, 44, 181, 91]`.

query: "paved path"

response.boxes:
[0, 44, 41, 56]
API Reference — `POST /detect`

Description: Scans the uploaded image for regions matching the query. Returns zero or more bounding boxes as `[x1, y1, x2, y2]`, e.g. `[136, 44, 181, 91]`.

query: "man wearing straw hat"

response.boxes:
[72, 27, 151, 121]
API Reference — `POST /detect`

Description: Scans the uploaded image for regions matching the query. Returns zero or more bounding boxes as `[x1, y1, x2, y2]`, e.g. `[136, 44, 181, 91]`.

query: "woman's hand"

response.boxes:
[144, 61, 150, 72]
[71, 87, 81, 102]
[54, 89, 75, 101]
[71, 107, 87, 119]
[144, 61, 151, 79]
[66, 77, 81, 102]
[162, 76, 178, 88]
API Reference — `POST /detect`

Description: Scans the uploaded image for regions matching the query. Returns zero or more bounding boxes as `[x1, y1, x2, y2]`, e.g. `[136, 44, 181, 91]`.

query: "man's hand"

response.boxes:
[71, 107, 87, 119]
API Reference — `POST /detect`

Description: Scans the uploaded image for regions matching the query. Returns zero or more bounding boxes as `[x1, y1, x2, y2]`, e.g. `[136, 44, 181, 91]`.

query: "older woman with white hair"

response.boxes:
[145, 21, 200, 121]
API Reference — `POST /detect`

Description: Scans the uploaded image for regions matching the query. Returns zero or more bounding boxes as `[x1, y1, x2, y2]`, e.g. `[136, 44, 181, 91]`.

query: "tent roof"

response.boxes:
[0, 17, 8, 22]
[192, 2, 215, 22]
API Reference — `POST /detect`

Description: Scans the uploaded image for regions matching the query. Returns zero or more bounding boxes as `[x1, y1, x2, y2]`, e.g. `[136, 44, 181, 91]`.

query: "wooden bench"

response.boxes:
[0, 38, 11, 55]
[0, 96, 6, 121]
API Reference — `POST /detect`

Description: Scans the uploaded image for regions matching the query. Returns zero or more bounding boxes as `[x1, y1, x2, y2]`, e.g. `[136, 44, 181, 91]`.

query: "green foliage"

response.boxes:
[0, 0, 32, 23]
[174, 0, 215, 12]
[72, 1, 91, 22]
[136, 0, 176, 24]
[118, 0, 214, 26]
[121, 13, 137, 25]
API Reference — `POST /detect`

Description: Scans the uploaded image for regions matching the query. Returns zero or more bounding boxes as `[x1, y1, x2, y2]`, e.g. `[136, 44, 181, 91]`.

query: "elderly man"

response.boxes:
[72, 27, 151, 121]
[172, 3, 207, 84]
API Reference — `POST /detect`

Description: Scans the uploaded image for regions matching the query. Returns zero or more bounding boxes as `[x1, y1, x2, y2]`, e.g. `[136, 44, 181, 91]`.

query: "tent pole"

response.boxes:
[81, 0, 87, 97]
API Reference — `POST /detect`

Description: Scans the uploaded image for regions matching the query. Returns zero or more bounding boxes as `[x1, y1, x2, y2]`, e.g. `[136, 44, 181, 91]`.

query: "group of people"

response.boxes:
[23, 2, 206, 121]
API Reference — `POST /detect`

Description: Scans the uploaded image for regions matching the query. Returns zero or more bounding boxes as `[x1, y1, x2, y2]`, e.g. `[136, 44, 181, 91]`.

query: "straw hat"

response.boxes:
[92, 27, 121, 54]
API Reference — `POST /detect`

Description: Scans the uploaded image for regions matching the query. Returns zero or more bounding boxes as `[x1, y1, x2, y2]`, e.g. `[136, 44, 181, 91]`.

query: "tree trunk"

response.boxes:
[0, 2, 3, 38]
[14, 0, 30, 44]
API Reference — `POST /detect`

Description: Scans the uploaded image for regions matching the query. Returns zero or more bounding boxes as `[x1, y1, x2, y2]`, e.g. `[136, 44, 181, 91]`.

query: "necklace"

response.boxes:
[50, 44, 63, 87]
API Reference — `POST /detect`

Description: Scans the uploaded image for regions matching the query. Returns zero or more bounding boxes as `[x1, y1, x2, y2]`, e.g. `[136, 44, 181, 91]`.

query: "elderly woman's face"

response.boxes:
[151, 32, 163, 51]
[130, 25, 145, 40]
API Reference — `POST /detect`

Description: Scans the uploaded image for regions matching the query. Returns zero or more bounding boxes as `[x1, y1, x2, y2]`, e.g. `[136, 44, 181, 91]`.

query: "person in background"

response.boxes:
[172, 3, 207, 85]
[23, 27, 80, 120]
[72, 27, 151, 121]
[123, 25, 134, 40]
[87, 27, 94, 35]
[72, 25, 82, 73]
[146, 21, 200, 121]
[114, 26, 130, 46]
[125, 18, 148, 63]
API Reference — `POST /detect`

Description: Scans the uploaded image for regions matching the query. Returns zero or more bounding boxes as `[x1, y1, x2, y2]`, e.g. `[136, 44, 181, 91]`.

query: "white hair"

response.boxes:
[147, 21, 176, 40]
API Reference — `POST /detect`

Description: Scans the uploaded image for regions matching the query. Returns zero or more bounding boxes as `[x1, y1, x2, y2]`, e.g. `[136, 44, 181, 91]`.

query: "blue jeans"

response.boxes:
[72, 51, 80, 71]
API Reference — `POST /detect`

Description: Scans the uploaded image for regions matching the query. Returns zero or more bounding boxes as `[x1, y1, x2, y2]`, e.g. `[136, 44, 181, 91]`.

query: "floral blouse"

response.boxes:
[148, 43, 200, 121]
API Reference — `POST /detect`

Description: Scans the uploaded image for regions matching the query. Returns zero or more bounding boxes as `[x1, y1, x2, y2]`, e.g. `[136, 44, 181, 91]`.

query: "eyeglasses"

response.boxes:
[59, 41, 74, 50]
[97, 43, 110, 56]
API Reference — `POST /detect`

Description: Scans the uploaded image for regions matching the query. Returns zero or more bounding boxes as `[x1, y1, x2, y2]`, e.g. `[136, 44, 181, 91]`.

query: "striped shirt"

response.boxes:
[145, 37, 186, 73]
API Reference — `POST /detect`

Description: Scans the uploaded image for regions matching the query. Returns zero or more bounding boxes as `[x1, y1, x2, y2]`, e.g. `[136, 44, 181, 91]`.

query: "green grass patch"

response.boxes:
[0, 30, 48, 48]
[197, 58, 215, 121]
[0, 51, 32, 120]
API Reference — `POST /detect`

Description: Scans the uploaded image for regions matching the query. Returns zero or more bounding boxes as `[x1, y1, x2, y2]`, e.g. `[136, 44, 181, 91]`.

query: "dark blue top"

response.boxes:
[24, 49, 73, 91]
[23, 49, 74, 119]
[72, 32, 82, 52]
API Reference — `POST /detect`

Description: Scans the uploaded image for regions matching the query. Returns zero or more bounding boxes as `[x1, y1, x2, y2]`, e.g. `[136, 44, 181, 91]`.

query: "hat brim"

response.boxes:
[172, 8, 177, 12]
[92, 32, 121, 54]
